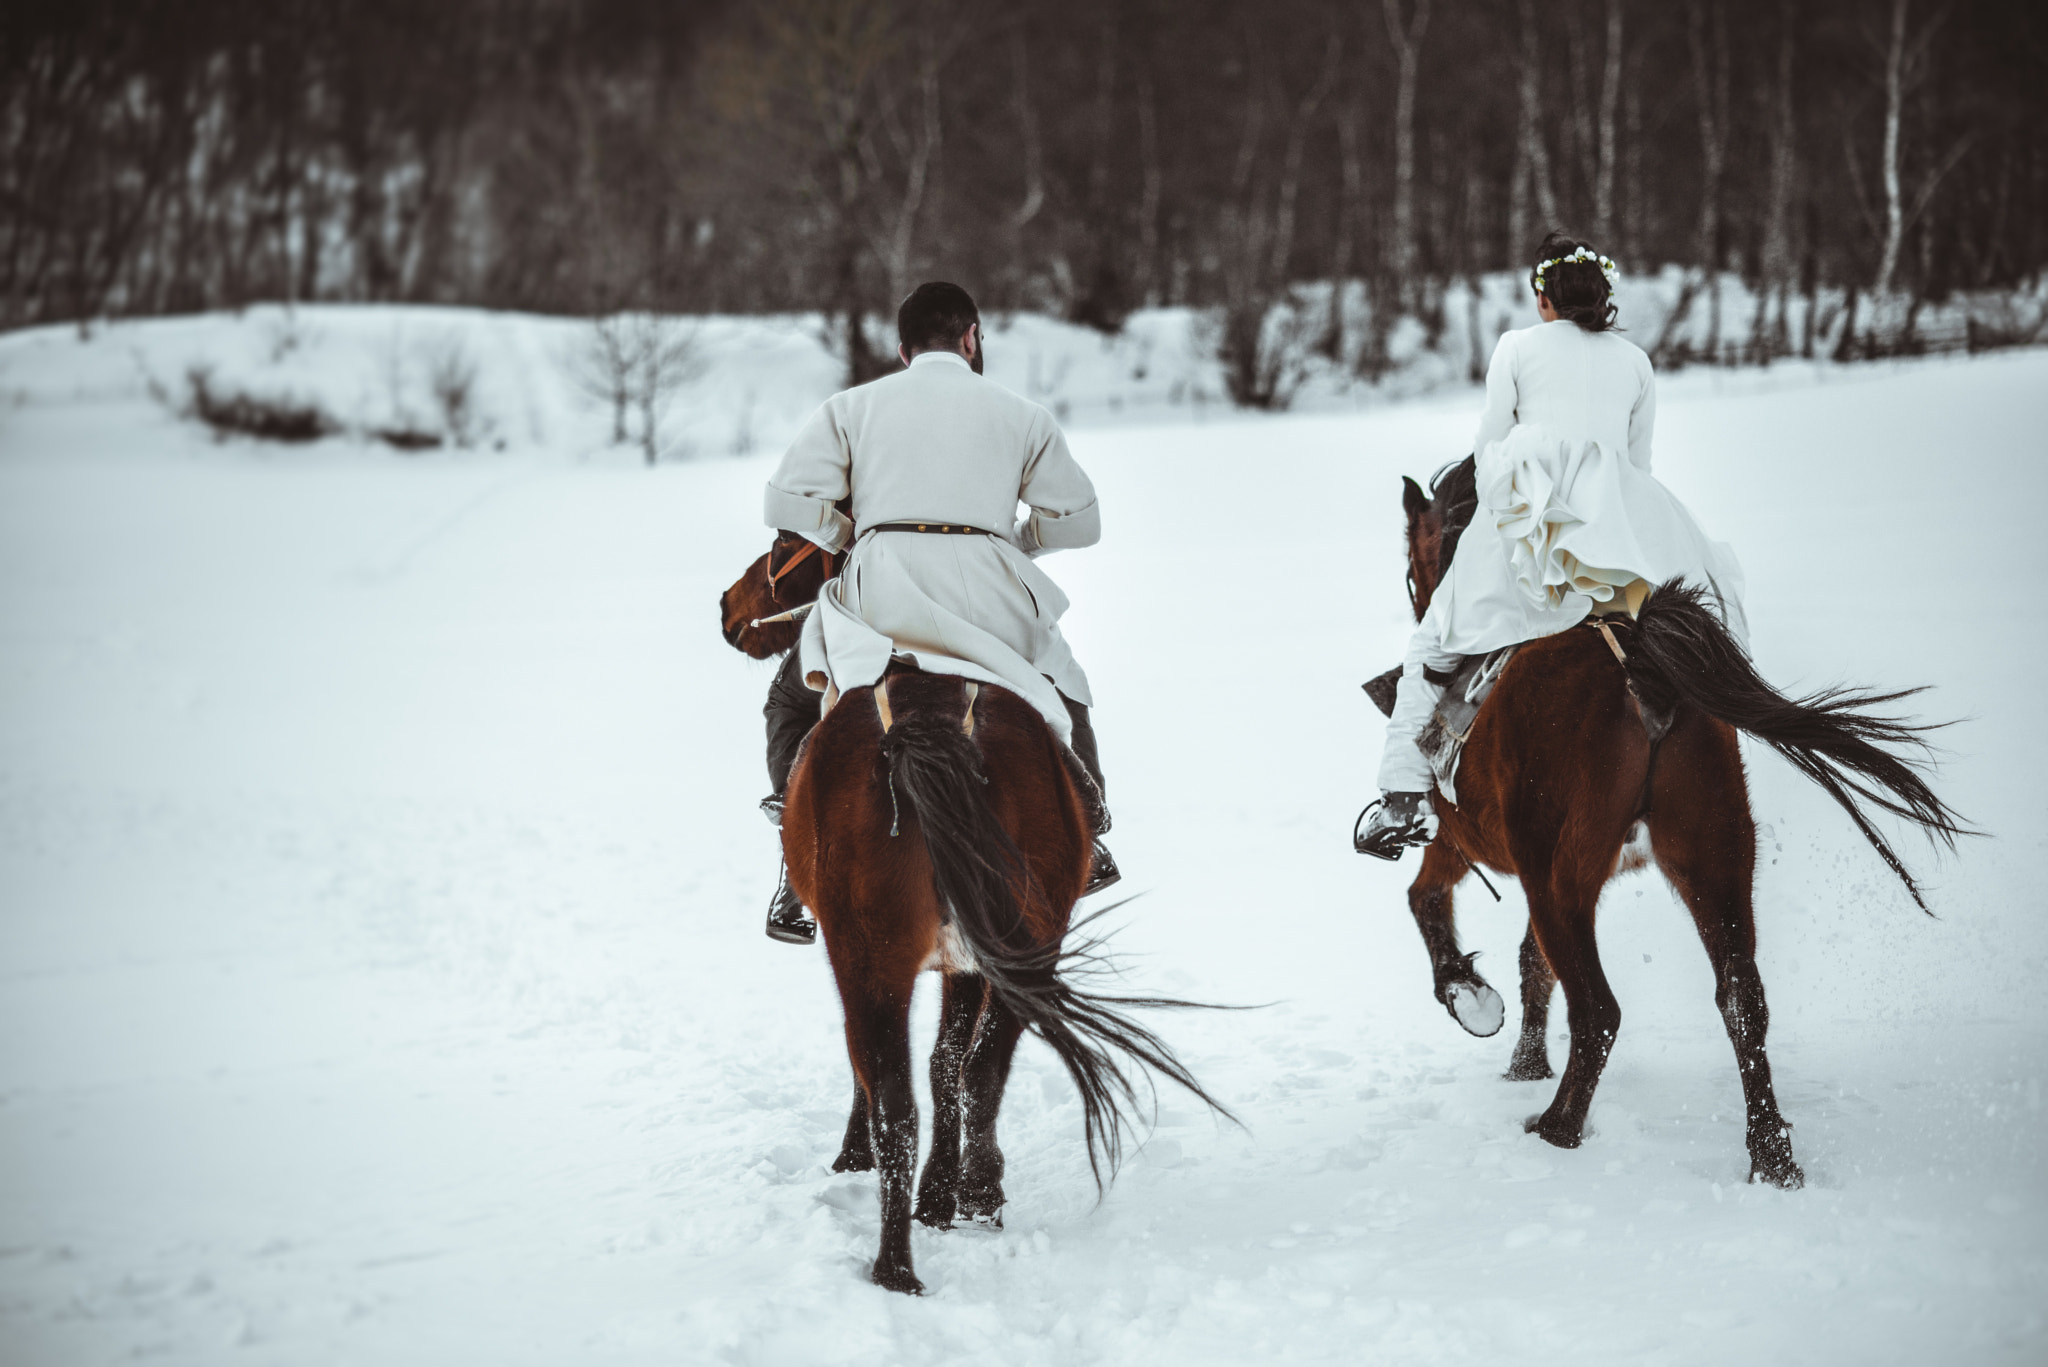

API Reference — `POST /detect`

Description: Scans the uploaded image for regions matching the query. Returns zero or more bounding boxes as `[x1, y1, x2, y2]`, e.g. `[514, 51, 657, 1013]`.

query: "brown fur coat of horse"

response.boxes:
[722, 532, 1228, 1294]
[1393, 464, 1967, 1188]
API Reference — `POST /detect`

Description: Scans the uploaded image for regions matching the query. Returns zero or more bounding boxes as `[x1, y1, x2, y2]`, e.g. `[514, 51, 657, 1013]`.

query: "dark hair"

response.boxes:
[897, 281, 980, 354]
[1530, 231, 1618, 333]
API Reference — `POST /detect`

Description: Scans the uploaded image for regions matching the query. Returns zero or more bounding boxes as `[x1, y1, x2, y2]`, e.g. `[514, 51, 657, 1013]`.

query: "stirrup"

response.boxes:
[1083, 839, 1121, 896]
[1353, 792, 1437, 862]
[765, 866, 815, 945]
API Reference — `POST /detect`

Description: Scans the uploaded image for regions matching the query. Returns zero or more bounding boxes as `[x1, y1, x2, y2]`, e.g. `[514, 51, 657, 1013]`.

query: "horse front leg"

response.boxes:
[1504, 922, 1558, 1080]
[831, 1083, 874, 1172]
[1408, 840, 1505, 1038]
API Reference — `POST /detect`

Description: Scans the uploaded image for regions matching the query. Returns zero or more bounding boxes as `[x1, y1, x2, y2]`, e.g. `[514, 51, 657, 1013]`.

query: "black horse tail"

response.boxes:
[879, 703, 1237, 1188]
[1625, 579, 1973, 912]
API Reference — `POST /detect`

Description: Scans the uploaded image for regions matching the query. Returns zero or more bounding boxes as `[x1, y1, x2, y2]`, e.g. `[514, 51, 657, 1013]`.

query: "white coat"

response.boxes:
[765, 350, 1100, 743]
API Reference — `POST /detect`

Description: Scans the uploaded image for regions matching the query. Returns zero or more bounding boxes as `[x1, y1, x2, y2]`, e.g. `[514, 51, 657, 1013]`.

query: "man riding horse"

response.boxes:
[757, 281, 1118, 943]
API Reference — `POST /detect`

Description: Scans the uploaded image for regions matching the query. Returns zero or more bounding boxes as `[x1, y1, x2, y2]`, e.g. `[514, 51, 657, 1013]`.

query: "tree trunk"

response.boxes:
[1873, 0, 1908, 295]
[1270, 34, 1343, 285]
[1594, 0, 1623, 242]
[1009, 29, 1045, 229]
[1136, 63, 1162, 307]
[1382, 0, 1432, 306]
[1516, 0, 1561, 234]
[1322, 91, 1364, 359]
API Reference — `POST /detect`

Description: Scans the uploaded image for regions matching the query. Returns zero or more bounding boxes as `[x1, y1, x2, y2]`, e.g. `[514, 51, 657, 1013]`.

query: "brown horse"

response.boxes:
[719, 529, 833, 661]
[722, 533, 1230, 1294]
[1390, 459, 1968, 1188]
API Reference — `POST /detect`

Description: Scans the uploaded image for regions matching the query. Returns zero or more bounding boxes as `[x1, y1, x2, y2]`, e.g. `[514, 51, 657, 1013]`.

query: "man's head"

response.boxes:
[897, 281, 982, 373]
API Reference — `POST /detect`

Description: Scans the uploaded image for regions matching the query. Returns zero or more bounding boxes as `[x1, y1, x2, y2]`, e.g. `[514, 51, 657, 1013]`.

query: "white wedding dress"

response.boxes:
[1376, 319, 1747, 793]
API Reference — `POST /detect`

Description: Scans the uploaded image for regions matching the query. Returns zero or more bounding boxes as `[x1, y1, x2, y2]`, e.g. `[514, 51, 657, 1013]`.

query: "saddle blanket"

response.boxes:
[1363, 646, 1519, 806]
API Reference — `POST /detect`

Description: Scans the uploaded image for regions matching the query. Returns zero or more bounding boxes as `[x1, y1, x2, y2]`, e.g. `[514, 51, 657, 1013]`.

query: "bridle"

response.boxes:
[765, 537, 836, 601]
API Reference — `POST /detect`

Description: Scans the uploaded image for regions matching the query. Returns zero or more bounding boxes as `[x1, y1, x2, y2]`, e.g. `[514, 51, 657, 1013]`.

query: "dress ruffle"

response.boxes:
[1457, 424, 1748, 649]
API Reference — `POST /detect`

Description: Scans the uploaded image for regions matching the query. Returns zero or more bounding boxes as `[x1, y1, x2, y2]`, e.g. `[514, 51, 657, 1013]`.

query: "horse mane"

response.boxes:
[1430, 455, 1480, 569]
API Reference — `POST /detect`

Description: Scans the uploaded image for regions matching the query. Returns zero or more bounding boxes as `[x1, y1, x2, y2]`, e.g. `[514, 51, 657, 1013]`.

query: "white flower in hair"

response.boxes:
[1533, 248, 1622, 294]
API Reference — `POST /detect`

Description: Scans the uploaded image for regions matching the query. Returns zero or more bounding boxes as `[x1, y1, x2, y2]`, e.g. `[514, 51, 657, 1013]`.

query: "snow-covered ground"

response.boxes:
[1, 326, 2044, 1364]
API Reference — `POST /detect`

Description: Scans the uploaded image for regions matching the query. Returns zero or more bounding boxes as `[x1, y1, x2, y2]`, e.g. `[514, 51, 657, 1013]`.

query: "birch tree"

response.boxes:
[1381, 0, 1431, 305]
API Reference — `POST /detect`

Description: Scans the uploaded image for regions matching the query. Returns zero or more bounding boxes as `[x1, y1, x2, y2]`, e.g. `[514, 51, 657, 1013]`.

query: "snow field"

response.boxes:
[0, 334, 2044, 1364]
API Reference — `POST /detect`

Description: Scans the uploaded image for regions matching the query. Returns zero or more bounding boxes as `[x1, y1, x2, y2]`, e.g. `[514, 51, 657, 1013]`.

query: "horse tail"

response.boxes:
[1624, 578, 1973, 912]
[879, 701, 1237, 1189]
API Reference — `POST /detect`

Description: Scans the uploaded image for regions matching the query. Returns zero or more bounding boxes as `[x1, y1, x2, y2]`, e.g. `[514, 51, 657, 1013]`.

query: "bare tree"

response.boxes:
[1515, 0, 1562, 237]
[1594, 0, 1623, 242]
[574, 314, 640, 446]
[1873, 0, 1912, 295]
[629, 313, 704, 466]
[1382, 0, 1432, 307]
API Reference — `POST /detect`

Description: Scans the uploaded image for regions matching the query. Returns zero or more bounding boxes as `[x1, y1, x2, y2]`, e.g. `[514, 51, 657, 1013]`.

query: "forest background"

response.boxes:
[4, 0, 2043, 395]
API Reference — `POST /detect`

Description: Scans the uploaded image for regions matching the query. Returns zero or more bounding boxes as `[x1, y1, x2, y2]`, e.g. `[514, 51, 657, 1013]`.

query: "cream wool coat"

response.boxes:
[765, 350, 1100, 743]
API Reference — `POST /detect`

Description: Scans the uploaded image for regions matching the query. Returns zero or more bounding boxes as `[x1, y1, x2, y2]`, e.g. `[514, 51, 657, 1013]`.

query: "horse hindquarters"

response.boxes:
[1646, 711, 1803, 1188]
[1474, 640, 1646, 1148]
[783, 696, 943, 1295]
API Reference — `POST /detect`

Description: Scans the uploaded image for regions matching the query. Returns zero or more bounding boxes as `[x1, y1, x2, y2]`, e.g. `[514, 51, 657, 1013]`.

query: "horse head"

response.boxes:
[1402, 455, 1480, 622]
[719, 530, 833, 659]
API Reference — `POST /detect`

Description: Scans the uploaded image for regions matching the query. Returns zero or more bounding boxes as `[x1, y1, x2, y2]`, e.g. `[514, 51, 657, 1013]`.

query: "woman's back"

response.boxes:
[1483, 320, 1654, 467]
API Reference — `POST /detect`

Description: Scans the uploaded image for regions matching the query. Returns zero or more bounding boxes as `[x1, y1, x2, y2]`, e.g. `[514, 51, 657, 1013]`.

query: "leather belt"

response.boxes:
[865, 521, 996, 536]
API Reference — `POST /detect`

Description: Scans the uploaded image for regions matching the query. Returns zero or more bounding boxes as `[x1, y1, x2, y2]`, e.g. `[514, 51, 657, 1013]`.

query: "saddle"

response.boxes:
[795, 664, 1111, 837]
[1364, 610, 1672, 807]
[1416, 647, 1519, 805]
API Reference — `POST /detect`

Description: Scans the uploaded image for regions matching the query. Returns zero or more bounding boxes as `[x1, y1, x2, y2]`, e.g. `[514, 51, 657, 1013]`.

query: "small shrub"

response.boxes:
[185, 365, 335, 442]
[426, 337, 480, 447]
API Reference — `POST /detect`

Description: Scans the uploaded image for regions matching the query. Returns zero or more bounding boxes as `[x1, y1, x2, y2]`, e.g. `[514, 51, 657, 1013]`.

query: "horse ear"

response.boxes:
[1402, 476, 1429, 520]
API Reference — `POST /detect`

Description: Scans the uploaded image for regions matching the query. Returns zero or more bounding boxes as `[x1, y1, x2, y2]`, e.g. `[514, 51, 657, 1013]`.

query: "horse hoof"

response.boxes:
[1503, 1057, 1554, 1082]
[871, 1261, 925, 1296]
[1524, 1112, 1583, 1149]
[832, 1150, 876, 1174]
[914, 1200, 956, 1230]
[1446, 981, 1505, 1038]
[956, 1187, 1005, 1227]
[1751, 1161, 1805, 1190]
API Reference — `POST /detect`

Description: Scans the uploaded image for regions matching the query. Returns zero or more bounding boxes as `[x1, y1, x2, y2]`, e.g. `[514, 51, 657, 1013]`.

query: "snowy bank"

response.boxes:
[4, 273, 2039, 463]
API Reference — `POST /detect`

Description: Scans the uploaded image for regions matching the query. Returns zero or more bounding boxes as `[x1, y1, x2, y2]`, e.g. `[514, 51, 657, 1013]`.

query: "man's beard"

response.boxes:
[970, 329, 985, 375]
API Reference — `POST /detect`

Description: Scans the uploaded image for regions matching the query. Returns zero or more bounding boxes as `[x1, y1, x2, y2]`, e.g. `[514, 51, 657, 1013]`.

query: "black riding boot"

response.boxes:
[1060, 693, 1120, 896]
[762, 651, 819, 944]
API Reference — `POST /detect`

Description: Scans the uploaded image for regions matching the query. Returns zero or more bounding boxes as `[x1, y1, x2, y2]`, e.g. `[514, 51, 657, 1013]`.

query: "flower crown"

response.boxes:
[1533, 247, 1620, 294]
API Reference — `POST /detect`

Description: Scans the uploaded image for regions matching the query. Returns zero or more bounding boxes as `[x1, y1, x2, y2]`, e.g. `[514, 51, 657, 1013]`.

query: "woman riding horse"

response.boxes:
[1357, 233, 1747, 856]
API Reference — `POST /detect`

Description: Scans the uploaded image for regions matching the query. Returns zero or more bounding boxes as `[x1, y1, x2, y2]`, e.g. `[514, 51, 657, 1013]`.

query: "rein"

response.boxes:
[766, 539, 836, 601]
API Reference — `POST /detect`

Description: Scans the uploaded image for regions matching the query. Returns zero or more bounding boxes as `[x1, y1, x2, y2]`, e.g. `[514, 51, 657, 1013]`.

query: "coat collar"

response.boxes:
[908, 350, 971, 371]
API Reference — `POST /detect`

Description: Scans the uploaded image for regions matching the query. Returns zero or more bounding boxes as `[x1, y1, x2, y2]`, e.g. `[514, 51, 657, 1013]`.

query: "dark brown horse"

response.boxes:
[722, 534, 1229, 1294]
[1391, 459, 1968, 1187]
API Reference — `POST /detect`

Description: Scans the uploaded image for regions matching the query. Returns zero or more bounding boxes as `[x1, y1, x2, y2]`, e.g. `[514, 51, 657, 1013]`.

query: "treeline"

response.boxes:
[5, 0, 2043, 379]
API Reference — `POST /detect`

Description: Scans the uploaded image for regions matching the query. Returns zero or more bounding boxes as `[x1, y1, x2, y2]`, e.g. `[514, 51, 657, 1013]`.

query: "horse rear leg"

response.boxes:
[1650, 720, 1804, 1189]
[832, 1083, 874, 1172]
[956, 992, 1025, 1226]
[1505, 922, 1558, 1081]
[1408, 841, 1506, 1038]
[1520, 865, 1623, 1149]
[914, 973, 987, 1228]
[838, 980, 924, 1293]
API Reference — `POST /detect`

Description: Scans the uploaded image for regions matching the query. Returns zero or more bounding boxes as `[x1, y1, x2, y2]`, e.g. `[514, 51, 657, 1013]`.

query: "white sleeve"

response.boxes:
[1012, 409, 1100, 556]
[1472, 332, 1517, 459]
[763, 400, 855, 552]
[1627, 357, 1656, 472]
